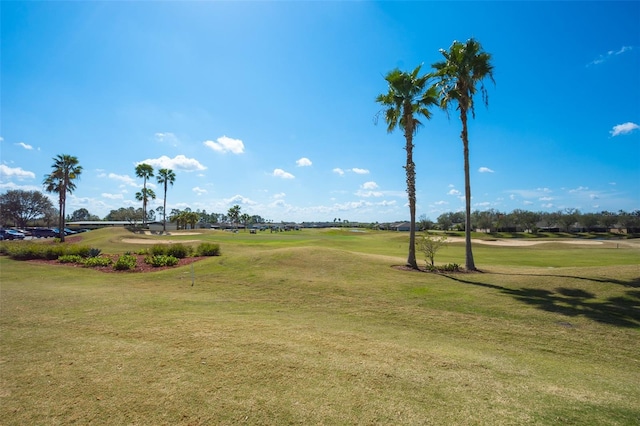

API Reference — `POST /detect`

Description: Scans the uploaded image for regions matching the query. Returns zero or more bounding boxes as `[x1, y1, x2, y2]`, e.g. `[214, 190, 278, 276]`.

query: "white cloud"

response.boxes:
[588, 46, 633, 66]
[15, 142, 33, 150]
[435, 200, 448, 205]
[569, 186, 588, 193]
[154, 132, 179, 146]
[539, 196, 554, 201]
[224, 194, 257, 205]
[333, 168, 345, 176]
[448, 188, 461, 196]
[351, 168, 369, 175]
[203, 136, 245, 154]
[192, 187, 208, 195]
[273, 192, 286, 199]
[296, 157, 312, 167]
[610, 122, 639, 137]
[355, 190, 383, 198]
[478, 167, 494, 173]
[361, 181, 378, 190]
[107, 173, 138, 187]
[102, 193, 124, 200]
[136, 155, 206, 171]
[0, 164, 36, 180]
[273, 169, 295, 179]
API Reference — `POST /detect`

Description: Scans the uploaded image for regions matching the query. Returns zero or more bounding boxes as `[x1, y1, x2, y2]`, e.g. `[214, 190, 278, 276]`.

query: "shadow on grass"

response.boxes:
[442, 273, 640, 328]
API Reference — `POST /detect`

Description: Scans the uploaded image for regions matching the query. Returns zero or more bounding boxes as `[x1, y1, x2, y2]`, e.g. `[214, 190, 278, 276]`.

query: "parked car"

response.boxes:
[31, 228, 58, 238]
[0, 229, 26, 240]
[51, 227, 77, 236]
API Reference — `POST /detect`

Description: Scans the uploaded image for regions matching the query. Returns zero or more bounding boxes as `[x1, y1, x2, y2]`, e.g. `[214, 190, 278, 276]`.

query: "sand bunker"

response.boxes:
[122, 238, 201, 245]
[446, 237, 639, 248]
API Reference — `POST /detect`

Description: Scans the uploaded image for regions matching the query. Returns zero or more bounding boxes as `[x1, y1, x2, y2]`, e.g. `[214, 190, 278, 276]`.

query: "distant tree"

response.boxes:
[135, 163, 154, 225]
[418, 214, 434, 231]
[376, 65, 439, 269]
[511, 209, 540, 233]
[68, 208, 99, 222]
[0, 190, 54, 228]
[600, 211, 618, 231]
[156, 168, 176, 232]
[43, 154, 82, 242]
[579, 212, 600, 231]
[104, 207, 142, 222]
[432, 38, 494, 271]
[558, 208, 579, 232]
[135, 188, 156, 224]
[227, 205, 241, 229]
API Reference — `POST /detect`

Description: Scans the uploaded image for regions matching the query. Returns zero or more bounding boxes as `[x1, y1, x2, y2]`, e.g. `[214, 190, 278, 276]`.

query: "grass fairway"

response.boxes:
[1, 229, 639, 425]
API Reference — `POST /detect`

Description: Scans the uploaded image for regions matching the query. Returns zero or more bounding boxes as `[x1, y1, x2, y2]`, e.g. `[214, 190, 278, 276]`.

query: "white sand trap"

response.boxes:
[122, 238, 201, 244]
[445, 237, 608, 247]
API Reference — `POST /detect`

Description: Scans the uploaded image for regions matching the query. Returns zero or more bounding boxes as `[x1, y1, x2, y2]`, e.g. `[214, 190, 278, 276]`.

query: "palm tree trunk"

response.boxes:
[163, 185, 167, 233]
[405, 124, 418, 269]
[59, 193, 66, 243]
[460, 108, 476, 271]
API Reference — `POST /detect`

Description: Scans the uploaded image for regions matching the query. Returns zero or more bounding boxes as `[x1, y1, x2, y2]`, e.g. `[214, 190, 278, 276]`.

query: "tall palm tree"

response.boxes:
[135, 163, 154, 226]
[432, 38, 494, 271]
[43, 154, 82, 242]
[156, 168, 176, 232]
[135, 188, 156, 224]
[376, 65, 439, 269]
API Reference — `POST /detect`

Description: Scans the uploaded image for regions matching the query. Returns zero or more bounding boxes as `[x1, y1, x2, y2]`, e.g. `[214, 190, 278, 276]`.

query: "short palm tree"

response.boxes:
[432, 38, 494, 271]
[135, 163, 154, 226]
[376, 65, 439, 269]
[135, 188, 156, 224]
[156, 168, 176, 232]
[43, 154, 82, 242]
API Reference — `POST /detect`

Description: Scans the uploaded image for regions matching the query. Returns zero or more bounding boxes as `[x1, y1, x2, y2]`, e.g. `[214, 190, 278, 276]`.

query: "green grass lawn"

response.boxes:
[1, 228, 639, 425]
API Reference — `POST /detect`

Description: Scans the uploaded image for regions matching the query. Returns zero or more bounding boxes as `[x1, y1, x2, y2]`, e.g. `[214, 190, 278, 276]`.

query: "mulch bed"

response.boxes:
[27, 254, 206, 273]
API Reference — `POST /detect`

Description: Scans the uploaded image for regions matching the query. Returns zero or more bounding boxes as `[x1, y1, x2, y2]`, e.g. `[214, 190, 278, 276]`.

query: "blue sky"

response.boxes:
[1, 1, 639, 223]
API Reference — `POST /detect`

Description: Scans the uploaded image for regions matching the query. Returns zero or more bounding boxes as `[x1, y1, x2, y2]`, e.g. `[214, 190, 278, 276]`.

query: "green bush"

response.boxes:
[149, 244, 167, 256]
[84, 256, 113, 267]
[1, 242, 92, 260]
[144, 254, 179, 267]
[196, 242, 221, 256]
[113, 254, 137, 271]
[58, 254, 84, 264]
[166, 244, 191, 259]
[88, 248, 102, 258]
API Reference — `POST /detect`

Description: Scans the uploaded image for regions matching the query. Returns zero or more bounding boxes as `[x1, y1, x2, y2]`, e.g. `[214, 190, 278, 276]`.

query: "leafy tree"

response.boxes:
[558, 208, 579, 232]
[432, 38, 494, 271]
[69, 208, 99, 222]
[104, 207, 144, 222]
[511, 209, 540, 233]
[0, 190, 54, 228]
[600, 211, 618, 231]
[418, 232, 448, 267]
[418, 214, 434, 231]
[43, 154, 82, 242]
[156, 168, 176, 232]
[376, 65, 439, 269]
[135, 163, 154, 225]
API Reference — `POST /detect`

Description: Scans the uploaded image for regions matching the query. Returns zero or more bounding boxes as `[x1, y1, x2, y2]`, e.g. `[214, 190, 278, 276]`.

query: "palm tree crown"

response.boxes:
[376, 64, 438, 269]
[432, 38, 494, 271]
[43, 154, 82, 242]
[135, 163, 154, 226]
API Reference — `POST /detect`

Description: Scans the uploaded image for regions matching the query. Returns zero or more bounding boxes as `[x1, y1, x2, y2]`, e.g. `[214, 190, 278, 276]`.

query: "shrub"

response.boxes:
[84, 256, 113, 267]
[113, 254, 137, 271]
[196, 242, 221, 256]
[166, 244, 191, 259]
[150, 244, 167, 256]
[88, 248, 102, 258]
[144, 254, 179, 267]
[58, 254, 84, 264]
